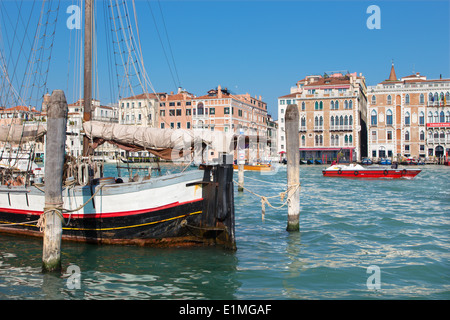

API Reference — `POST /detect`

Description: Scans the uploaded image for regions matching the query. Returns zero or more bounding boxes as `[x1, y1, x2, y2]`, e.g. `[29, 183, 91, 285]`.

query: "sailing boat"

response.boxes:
[0, 1, 236, 249]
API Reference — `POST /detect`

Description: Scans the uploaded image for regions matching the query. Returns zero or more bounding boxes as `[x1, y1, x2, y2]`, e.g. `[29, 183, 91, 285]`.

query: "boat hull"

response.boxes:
[0, 165, 236, 249]
[322, 168, 421, 179]
[232, 164, 271, 172]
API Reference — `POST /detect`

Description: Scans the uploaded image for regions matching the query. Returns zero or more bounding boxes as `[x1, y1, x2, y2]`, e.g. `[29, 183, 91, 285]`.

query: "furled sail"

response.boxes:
[0, 123, 46, 144]
[83, 121, 234, 161]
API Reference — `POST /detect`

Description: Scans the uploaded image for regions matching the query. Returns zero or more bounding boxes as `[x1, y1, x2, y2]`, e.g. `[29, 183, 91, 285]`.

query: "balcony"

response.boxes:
[313, 126, 323, 131]
[427, 101, 446, 107]
[299, 126, 307, 132]
[330, 125, 353, 131]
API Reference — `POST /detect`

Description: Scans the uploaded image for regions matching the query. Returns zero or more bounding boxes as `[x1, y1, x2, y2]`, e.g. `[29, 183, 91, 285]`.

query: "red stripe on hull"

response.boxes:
[0, 198, 203, 219]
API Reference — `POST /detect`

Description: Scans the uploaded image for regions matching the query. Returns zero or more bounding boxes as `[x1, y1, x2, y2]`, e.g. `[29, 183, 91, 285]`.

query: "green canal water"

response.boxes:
[0, 164, 449, 300]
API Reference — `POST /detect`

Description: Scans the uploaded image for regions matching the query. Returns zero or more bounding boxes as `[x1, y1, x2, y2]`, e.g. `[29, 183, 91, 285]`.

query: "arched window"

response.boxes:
[419, 111, 424, 125]
[428, 111, 433, 123]
[440, 111, 445, 123]
[349, 115, 353, 126]
[349, 134, 352, 144]
[301, 135, 306, 146]
[344, 115, 349, 126]
[330, 116, 335, 127]
[446, 111, 450, 123]
[420, 93, 424, 104]
[301, 117, 306, 127]
[319, 101, 323, 110]
[405, 94, 410, 105]
[340, 115, 344, 126]
[429, 92, 433, 102]
[319, 135, 323, 145]
[371, 95, 376, 104]
[434, 92, 438, 101]
[301, 102, 306, 110]
[335, 100, 339, 109]
[331, 135, 335, 146]
[387, 95, 392, 105]
[405, 130, 410, 141]
[349, 100, 353, 109]
[386, 109, 393, 125]
[335, 135, 339, 146]
[315, 135, 319, 146]
[420, 130, 425, 141]
[446, 92, 450, 102]
[434, 131, 439, 140]
[344, 100, 348, 109]
[428, 131, 433, 141]
[330, 101, 334, 110]
[440, 92, 444, 101]
[344, 135, 348, 145]
[315, 101, 319, 110]
[371, 110, 377, 125]
[440, 130, 445, 141]
[335, 115, 339, 128]
[405, 111, 410, 125]
[319, 116, 323, 127]
[434, 111, 439, 123]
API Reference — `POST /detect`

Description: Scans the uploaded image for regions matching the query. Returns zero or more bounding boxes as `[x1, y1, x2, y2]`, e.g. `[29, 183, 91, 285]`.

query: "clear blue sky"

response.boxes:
[2, 0, 449, 118]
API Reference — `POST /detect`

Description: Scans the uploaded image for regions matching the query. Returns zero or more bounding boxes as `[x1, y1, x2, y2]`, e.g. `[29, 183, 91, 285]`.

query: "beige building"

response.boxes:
[278, 72, 368, 163]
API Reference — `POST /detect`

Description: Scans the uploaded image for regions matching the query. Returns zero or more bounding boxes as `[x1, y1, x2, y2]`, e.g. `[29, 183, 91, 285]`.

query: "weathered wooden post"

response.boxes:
[285, 104, 300, 232]
[42, 90, 68, 272]
[237, 128, 245, 192]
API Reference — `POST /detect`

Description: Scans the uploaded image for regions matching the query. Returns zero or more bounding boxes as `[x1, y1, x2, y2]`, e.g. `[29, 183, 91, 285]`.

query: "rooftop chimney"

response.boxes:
[218, 85, 222, 98]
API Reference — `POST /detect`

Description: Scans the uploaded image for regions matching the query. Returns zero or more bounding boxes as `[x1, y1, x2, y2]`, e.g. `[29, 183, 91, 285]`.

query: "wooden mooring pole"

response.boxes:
[42, 90, 68, 272]
[237, 130, 245, 192]
[285, 104, 300, 232]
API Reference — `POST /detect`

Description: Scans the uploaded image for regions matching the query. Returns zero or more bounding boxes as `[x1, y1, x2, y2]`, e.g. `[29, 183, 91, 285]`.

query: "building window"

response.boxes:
[349, 115, 353, 126]
[301, 102, 305, 110]
[210, 108, 215, 115]
[420, 130, 424, 141]
[330, 101, 334, 110]
[349, 100, 353, 109]
[371, 95, 376, 104]
[428, 111, 433, 123]
[169, 102, 175, 107]
[387, 95, 392, 105]
[170, 122, 174, 129]
[187, 122, 191, 129]
[161, 123, 165, 129]
[344, 100, 348, 109]
[419, 112, 424, 125]
[405, 130, 410, 141]
[405, 94, 410, 105]
[160, 110, 165, 116]
[386, 109, 393, 125]
[176, 109, 182, 116]
[177, 122, 181, 129]
[371, 110, 377, 126]
[434, 111, 439, 123]
[335, 100, 339, 109]
[419, 93, 424, 104]
[315, 101, 319, 110]
[387, 130, 393, 141]
[331, 134, 335, 146]
[372, 130, 377, 142]
[440, 111, 445, 123]
[405, 112, 410, 125]
[224, 107, 230, 114]
[319, 101, 323, 110]
[446, 111, 450, 122]
[301, 135, 305, 146]
[186, 109, 191, 116]
[335, 135, 339, 146]
[169, 109, 175, 116]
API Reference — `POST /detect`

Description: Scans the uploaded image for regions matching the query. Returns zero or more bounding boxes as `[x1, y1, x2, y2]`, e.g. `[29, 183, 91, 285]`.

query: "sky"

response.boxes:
[1, 0, 449, 118]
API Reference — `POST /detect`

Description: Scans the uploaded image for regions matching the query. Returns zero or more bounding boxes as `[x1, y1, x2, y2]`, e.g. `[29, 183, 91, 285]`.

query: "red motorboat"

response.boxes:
[322, 164, 421, 179]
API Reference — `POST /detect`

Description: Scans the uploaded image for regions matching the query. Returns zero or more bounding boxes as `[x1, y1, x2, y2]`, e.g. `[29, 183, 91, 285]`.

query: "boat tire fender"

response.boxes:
[402, 169, 407, 176]
[337, 169, 342, 175]
[354, 170, 359, 176]
[384, 169, 388, 176]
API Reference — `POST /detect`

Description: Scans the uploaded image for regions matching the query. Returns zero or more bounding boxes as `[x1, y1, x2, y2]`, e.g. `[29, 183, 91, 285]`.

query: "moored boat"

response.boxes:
[233, 163, 272, 172]
[322, 164, 421, 179]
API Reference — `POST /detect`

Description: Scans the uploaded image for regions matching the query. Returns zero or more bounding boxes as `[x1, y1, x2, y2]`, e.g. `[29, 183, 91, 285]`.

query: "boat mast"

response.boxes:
[83, 0, 92, 156]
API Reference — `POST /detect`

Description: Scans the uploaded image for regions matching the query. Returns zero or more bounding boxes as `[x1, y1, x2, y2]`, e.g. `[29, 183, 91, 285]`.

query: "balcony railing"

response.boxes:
[427, 101, 446, 106]
[330, 125, 353, 131]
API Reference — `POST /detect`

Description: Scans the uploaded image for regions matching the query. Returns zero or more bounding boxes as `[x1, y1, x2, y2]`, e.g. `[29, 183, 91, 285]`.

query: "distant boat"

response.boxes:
[361, 158, 373, 165]
[233, 163, 272, 172]
[379, 158, 392, 165]
[322, 164, 421, 179]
